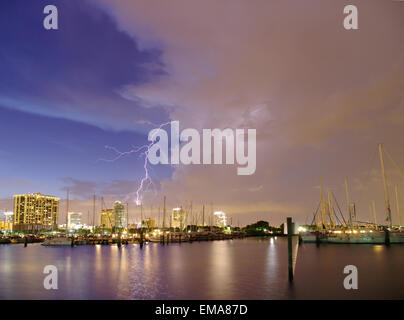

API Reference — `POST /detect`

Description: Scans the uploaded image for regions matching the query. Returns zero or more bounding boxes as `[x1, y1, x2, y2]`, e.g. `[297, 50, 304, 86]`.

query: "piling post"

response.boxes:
[287, 217, 294, 282]
[118, 231, 122, 248]
[385, 227, 390, 246]
[24, 236, 27, 247]
[315, 231, 320, 246]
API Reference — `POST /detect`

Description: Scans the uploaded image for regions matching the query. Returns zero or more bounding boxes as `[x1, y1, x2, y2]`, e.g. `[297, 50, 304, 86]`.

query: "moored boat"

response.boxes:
[42, 236, 71, 246]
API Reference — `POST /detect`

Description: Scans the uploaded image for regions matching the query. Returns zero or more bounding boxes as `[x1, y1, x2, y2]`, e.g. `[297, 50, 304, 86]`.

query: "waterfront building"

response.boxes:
[13, 193, 59, 232]
[0, 211, 13, 231]
[172, 207, 185, 229]
[99, 209, 115, 229]
[213, 211, 227, 228]
[0, 221, 12, 232]
[99, 201, 126, 230]
[141, 218, 156, 228]
[68, 212, 82, 229]
[114, 201, 126, 228]
[2, 211, 13, 223]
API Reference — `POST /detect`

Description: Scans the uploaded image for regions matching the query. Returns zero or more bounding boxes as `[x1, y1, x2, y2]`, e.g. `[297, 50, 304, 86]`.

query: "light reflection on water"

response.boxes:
[0, 238, 403, 299]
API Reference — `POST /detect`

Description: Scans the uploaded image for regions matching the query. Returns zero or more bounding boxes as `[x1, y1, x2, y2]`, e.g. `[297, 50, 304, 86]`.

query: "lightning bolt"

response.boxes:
[99, 122, 171, 206]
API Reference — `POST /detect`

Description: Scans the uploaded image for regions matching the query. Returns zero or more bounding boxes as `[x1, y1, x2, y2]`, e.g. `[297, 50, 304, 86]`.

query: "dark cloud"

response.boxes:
[0, 0, 169, 132]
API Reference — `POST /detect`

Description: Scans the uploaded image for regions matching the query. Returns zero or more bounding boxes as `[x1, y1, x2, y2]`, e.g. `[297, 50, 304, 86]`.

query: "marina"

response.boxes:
[300, 144, 404, 245]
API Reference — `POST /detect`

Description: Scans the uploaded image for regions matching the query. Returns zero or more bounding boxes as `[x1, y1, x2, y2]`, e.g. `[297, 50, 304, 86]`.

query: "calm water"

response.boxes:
[0, 237, 403, 299]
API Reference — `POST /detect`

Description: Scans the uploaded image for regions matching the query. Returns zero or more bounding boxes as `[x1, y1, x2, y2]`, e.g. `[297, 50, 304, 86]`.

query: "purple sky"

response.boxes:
[0, 0, 403, 226]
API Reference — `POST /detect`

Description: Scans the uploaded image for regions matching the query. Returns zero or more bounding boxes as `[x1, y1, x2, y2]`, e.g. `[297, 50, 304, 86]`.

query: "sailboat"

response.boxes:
[302, 144, 404, 244]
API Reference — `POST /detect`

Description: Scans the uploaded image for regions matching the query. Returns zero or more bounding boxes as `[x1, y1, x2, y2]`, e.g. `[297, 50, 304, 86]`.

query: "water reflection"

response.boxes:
[0, 239, 403, 299]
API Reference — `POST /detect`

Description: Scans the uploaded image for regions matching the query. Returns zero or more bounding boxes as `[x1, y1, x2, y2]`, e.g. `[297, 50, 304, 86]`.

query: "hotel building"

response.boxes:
[99, 201, 126, 230]
[13, 193, 59, 232]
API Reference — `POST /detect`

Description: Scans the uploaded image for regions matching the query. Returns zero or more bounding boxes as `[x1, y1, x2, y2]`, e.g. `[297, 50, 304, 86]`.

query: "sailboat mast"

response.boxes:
[190, 201, 193, 226]
[92, 194, 96, 229]
[163, 196, 166, 229]
[202, 204, 205, 227]
[379, 144, 392, 227]
[158, 206, 160, 228]
[395, 185, 401, 227]
[328, 190, 335, 227]
[66, 188, 69, 232]
[320, 177, 325, 228]
[345, 177, 352, 228]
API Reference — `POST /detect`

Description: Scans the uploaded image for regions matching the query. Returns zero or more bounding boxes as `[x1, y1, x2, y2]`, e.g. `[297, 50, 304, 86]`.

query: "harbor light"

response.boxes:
[297, 226, 307, 232]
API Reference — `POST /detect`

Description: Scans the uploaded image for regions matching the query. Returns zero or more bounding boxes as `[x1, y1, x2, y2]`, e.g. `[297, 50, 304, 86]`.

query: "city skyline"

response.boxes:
[0, 0, 403, 226]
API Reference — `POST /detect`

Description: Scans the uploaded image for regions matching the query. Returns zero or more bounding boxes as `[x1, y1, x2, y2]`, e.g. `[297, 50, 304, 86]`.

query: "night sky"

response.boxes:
[0, 0, 403, 226]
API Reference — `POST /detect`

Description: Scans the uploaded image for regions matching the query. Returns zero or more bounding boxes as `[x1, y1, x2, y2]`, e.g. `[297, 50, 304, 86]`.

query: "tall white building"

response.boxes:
[214, 211, 227, 228]
[68, 212, 82, 229]
[114, 201, 126, 228]
[172, 207, 185, 229]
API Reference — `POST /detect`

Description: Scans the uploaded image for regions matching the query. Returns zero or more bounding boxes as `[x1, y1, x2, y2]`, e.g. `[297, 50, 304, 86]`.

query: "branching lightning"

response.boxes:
[99, 122, 170, 206]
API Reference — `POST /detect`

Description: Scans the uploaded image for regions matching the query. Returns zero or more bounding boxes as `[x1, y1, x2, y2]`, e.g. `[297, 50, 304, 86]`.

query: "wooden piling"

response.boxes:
[287, 217, 293, 282]
[385, 228, 390, 246]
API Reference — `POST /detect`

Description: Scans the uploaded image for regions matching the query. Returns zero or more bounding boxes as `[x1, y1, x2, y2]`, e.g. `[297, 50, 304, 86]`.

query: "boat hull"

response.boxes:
[42, 237, 71, 246]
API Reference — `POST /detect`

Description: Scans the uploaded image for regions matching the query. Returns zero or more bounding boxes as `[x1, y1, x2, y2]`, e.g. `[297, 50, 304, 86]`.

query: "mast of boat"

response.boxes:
[202, 204, 205, 227]
[328, 190, 335, 228]
[163, 196, 166, 229]
[190, 201, 193, 227]
[345, 177, 353, 229]
[372, 200, 377, 227]
[66, 188, 69, 234]
[378, 144, 392, 228]
[158, 206, 161, 228]
[184, 201, 188, 231]
[319, 177, 326, 230]
[210, 203, 213, 232]
[395, 185, 401, 228]
[92, 194, 96, 231]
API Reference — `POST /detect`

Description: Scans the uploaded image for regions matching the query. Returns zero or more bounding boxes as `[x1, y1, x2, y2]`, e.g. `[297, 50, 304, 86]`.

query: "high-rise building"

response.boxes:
[13, 193, 59, 232]
[0, 211, 13, 232]
[114, 201, 126, 228]
[99, 201, 126, 230]
[141, 218, 156, 228]
[99, 209, 115, 229]
[213, 211, 227, 228]
[172, 207, 185, 229]
[68, 212, 82, 229]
